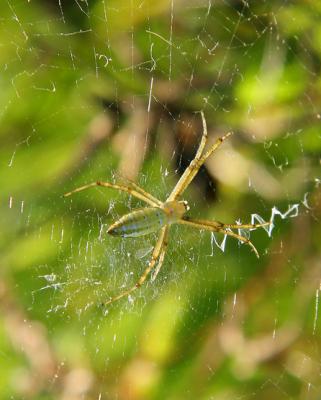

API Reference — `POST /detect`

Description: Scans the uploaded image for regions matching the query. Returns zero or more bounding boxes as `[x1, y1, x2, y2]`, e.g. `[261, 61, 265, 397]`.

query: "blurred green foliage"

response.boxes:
[1, 1, 321, 399]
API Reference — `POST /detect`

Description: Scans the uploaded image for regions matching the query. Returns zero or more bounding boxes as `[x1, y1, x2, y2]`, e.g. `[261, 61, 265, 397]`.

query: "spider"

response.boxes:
[64, 112, 270, 305]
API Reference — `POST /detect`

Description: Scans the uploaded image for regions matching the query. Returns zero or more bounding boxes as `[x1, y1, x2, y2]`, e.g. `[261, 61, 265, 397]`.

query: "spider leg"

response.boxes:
[180, 217, 271, 231]
[103, 226, 168, 306]
[124, 180, 163, 207]
[114, 174, 163, 207]
[168, 111, 207, 201]
[151, 226, 169, 281]
[218, 228, 259, 258]
[218, 221, 271, 230]
[64, 181, 159, 207]
[168, 112, 232, 201]
[178, 217, 260, 258]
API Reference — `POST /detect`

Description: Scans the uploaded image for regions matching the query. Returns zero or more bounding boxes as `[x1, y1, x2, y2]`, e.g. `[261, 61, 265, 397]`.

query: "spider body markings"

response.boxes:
[64, 112, 271, 305]
[107, 201, 189, 237]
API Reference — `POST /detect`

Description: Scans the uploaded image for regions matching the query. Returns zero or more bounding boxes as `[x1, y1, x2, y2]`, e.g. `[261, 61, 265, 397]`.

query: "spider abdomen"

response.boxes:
[107, 207, 167, 237]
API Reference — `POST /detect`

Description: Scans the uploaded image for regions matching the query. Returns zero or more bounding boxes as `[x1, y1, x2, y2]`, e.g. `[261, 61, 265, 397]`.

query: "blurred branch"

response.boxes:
[112, 103, 154, 181]
[0, 277, 57, 397]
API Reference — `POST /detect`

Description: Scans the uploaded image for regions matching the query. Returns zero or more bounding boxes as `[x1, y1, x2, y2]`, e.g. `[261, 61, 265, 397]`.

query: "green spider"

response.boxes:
[65, 112, 270, 305]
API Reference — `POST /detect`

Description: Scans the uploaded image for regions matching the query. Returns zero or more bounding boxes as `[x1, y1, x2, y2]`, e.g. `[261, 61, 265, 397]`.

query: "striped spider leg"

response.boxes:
[64, 112, 270, 305]
[167, 112, 232, 201]
[178, 218, 269, 258]
[104, 226, 170, 305]
[64, 180, 162, 207]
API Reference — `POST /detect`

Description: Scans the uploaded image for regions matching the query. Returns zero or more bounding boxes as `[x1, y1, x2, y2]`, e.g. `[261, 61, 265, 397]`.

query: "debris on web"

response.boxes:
[210, 203, 300, 252]
[211, 231, 228, 253]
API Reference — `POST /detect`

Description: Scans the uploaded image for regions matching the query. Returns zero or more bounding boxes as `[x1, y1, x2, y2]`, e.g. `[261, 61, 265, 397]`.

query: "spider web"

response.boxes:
[1, 0, 321, 398]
